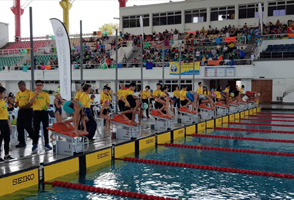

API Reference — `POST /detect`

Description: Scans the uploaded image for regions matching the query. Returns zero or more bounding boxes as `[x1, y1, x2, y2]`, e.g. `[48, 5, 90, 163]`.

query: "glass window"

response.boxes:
[184, 9, 206, 23]
[153, 11, 181, 26]
[168, 16, 175, 25]
[287, 4, 294, 14]
[175, 15, 181, 24]
[153, 17, 159, 26]
[160, 16, 167, 25]
[130, 19, 136, 27]
[210, 6, 235, 21]
[123, 20, 129, 28]
[185, 14, 192, 23]
[211, 12, 219, 21]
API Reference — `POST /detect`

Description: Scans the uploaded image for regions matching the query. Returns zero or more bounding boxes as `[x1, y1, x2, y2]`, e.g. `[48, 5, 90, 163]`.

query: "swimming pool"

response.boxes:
[25, 114, 294, 200]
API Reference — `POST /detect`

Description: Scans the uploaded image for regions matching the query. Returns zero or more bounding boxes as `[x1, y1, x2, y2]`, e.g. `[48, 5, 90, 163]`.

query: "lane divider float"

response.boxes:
[118, 157, 294, 179]
[250, 115, 294, 119]
[228, 122, 294, 127]
[240, 118, 294, 123]
[258, 112, 294, 116]
[187, 134, 294, 143]
[44, 181, 181, 200]
[160, 143, 294, 157]
[213, 127, 294, 134]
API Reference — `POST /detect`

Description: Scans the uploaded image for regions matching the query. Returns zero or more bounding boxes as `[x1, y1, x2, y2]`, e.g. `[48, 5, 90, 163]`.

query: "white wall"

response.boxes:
[0, 22, 9, 48]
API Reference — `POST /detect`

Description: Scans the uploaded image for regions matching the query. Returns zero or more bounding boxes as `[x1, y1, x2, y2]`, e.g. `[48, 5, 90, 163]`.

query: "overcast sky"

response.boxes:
[0, 0, 183, 41]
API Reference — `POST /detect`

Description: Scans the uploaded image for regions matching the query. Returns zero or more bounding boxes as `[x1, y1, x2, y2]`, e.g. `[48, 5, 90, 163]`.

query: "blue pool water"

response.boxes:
[26, 117, 294, 200]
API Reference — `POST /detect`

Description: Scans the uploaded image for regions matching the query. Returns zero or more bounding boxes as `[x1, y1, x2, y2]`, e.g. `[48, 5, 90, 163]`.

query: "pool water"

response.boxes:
[26, 117, 294, 200]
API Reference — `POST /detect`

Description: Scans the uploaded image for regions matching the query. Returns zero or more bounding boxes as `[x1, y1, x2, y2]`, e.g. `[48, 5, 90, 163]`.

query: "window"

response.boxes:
[239, 3, 264, 19]
[122, 14, 149, 28]
[161, 80, 192, 91]
[185, 9, 207, 24]
[153, 11, 181, 26]
[210, 6, 235, 21]
[268, 1, 294, 16]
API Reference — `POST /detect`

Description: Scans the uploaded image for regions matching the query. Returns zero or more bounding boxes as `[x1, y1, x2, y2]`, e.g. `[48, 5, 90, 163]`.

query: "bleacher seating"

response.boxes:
[260, 44, 294, 59]
[35, 55, 58, 65]
[3, 41, 51, 53]
[0, 56, 23, 68]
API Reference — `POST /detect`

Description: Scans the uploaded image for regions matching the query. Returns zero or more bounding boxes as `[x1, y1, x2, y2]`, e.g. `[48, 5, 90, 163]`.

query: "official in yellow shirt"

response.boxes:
[117, 84, 126, 111]
[29, 80, 52, 152]
[100, 88, 112, 106]
[79, 92, 91, 108]
[173, 86, 181, 108]
[75, 83, 85, 101]
[15, 81, 35, 147]
[141, 86, 151, 118]
[0, 86, 13, 161]
[123, 88, 134, 107]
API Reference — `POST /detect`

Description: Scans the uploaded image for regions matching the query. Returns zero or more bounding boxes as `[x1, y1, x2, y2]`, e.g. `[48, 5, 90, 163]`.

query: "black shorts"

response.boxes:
[181, 100, 188, 106]
[234, 90, 240, 97]
[126, 95, 136, 108]
[118, 100, 125, 112]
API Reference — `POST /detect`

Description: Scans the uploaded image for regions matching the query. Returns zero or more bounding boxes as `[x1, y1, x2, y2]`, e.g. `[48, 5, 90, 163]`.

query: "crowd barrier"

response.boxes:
[0, 107, 261, 198]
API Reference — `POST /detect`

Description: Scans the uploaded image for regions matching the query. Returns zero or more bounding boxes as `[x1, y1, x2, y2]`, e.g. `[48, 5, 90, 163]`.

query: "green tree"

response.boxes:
[99, 23, 119, 35]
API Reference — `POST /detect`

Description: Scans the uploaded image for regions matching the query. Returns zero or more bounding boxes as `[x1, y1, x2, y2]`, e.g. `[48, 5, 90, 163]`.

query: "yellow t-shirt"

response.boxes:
[30, 92, 50, 111]
[215, 91, 221, 99]
[160, 92, 167, 97]
[0, 99, 8, 120]
[75, 90, 83, 101]
[224, 88, 229, 93]
[100, 93, 112, 105]
[179, 90, 187, 101]
[123, 89, 134, 106]
[153, 89, 162, 101]
[15, 89, 32, 107]
[197, 87, 203, 95]
[173, 90, 180, 98]
[79, 93, 91, 108]
[117, 89, 125, 100]
[203, 91, 210, 97]
[142, 91, 151, 100]
[240, 88, 244, 94]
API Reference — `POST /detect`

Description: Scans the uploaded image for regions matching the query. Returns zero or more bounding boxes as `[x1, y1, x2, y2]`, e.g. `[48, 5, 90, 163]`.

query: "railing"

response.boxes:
[0, 59, 253, 72]
[260, 51, 294, 59]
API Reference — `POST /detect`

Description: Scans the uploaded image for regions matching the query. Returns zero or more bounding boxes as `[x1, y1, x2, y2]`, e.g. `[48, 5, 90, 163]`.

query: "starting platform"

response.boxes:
[111, 115, 141, 140]
[151, 109, 174, 131]
[178, 107, 199, 124]
[199, 104, 216, 121]
[47, 123, 89, 156]
[216, 102, 229, 117]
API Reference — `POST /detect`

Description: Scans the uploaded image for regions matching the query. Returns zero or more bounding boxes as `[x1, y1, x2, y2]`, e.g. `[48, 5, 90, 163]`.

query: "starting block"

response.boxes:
[178, 107, 199, 124]
[151, 110, 173, 131]
[239, 100, 249, 111]
[229, 101, 240, 114]
[199, 104, 216, 121]
[216, 102, 229, 117]
[111, 115, 141, 140]
[248, 101, 257, 109]
[48, 123, 89, 156]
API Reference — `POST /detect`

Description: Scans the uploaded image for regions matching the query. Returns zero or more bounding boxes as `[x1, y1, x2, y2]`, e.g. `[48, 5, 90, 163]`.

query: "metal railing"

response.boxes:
[260, 51, 294, 59]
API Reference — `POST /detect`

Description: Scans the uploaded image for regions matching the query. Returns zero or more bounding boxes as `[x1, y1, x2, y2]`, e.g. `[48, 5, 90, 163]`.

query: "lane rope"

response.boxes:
[250, 115, 294, 119]
[240, 118, 294, 123]
[228, 122, 294, 127]
[187, 134, 294, 143]
[44, 181, 181, 200]
[214, 127, 294, 134]
[161, 143, 294, 157]
[258, 112, 294, 116]
[120, 157, 294, 179]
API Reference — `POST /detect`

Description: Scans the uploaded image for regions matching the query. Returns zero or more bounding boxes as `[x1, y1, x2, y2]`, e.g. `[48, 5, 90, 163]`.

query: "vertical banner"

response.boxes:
[258, 3, 263, 35]
[50, 18, 71, 100]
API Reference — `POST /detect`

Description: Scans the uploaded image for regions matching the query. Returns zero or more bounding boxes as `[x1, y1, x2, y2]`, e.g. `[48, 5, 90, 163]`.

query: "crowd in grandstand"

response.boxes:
[0, 79, 259, 161]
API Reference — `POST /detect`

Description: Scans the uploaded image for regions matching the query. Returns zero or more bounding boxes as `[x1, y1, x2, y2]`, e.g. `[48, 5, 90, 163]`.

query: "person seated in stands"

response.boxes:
[153, 83, 163, 109]
[155, 86, 175, 118]
[62, 100, 87, 135]
[120, 82, 142, 125]
[100, 100, 111, 131]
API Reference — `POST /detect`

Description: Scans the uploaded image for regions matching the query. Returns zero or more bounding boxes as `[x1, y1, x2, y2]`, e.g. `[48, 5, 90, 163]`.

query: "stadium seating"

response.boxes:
[260, 44, 294, 59]
[0, 56, 23, 68]
[35, 55, 58, 65]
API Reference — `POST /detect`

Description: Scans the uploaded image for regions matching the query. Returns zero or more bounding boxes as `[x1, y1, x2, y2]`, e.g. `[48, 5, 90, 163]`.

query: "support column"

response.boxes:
[149, 13, 153, 34]
[234, 4, 239, 27]
[207, 7, 211, 25]
[181, 10, 185, 32]
[59, 0, 72, 33]
[264, 1, 268, 24]
[11, 0, 24, 41]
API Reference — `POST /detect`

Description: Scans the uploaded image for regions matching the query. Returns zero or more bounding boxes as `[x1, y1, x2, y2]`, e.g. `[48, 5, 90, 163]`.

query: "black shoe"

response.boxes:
[0, 158, 4, 162]
[4, 155, 13, 162]
[147, 116, 150, 118]
[15, 143, 26, 148]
